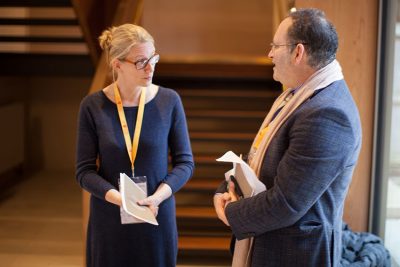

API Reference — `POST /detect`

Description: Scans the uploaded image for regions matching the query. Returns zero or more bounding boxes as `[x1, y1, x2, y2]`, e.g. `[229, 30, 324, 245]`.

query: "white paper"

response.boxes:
[120, 173, 158, 225]
[216, 151, 266, 198]
[120, 180, 147, 224]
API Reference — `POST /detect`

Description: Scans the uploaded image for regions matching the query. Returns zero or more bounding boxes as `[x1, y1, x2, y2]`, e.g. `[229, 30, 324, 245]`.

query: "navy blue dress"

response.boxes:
[76, 87, 194, 267]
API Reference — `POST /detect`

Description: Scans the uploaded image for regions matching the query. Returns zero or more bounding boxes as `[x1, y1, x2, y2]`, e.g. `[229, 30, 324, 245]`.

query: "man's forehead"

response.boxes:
[274, 18, 292, 41]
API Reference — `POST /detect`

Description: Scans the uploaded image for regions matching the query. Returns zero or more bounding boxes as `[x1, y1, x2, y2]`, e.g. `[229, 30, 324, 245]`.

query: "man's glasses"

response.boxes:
[124, 53, 160, 70]
[269, 43, 308, 50]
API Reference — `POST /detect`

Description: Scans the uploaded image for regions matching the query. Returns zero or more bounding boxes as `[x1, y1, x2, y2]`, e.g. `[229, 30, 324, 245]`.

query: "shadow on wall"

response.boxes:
[28, 116, 44, 172]
[26, 76, 92, 173]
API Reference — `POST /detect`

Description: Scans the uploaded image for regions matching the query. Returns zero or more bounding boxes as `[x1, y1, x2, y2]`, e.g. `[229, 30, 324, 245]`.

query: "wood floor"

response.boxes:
[0, 172, 230, 267]
[0, 171, 83, 267]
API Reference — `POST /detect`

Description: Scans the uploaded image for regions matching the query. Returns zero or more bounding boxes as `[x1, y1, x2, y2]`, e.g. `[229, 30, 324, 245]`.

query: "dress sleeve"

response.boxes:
[163, 92, 194, 193]
[225, 106, 361, 240]
[75, 98, 116, 199]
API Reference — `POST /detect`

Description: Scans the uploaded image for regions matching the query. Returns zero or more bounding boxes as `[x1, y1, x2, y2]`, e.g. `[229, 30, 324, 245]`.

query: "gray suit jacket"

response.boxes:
[225, 80, 362, 267]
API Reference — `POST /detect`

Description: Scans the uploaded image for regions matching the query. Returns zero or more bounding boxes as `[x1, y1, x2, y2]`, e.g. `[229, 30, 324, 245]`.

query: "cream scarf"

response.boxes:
[232, 59, 344, 267]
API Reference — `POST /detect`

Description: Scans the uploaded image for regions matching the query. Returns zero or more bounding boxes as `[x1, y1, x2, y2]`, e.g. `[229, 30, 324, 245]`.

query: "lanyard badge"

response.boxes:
[114, 83, 146, 176]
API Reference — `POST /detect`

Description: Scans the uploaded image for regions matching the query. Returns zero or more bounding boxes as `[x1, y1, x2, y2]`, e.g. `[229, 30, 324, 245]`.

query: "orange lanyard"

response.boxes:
[252, 90, 295, 150]
[114, 83, 146, 176]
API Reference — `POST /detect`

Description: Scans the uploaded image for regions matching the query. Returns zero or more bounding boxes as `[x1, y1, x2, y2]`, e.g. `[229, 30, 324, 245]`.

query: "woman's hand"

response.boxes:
[137, 195, 160, 217]
[137, 183, 172, 217]
[105, 189, 122, 206]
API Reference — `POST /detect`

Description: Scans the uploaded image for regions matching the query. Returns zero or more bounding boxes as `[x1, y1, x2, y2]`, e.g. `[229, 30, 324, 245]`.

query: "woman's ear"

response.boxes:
[112, 59, 121, 70]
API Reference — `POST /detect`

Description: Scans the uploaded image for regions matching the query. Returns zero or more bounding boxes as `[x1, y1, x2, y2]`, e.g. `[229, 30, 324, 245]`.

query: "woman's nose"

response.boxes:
[144, 62, 154, 73]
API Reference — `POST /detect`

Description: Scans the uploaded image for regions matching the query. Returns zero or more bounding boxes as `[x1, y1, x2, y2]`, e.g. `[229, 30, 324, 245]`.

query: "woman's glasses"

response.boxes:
[124, 53, 160, 70]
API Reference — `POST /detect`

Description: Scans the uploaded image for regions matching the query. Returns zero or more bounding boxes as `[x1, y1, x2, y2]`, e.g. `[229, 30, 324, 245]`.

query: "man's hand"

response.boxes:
[228, 180, 239, 202]
[213, 181, 239, 226]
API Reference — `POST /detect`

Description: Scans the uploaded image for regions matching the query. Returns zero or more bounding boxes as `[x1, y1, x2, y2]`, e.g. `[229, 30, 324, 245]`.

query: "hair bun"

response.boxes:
[99, 28, 113, 51]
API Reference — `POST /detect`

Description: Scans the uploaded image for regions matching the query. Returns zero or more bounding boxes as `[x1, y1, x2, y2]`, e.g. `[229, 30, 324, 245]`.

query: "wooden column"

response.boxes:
[295, 0, 379, 231]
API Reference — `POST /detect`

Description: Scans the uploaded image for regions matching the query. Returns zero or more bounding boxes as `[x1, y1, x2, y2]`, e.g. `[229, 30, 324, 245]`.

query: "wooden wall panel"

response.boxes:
[296, 0, 379, 231]
[142, 0, 274, 58]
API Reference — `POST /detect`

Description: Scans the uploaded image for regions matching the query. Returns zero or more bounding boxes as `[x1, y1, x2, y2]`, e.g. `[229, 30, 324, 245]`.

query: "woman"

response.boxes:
[76, 24, 194, 267]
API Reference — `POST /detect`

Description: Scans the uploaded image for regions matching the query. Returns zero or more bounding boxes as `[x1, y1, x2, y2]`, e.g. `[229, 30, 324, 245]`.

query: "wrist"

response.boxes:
[153, 195, 163, 207]
[105, 189, 122, 206]
[153, 183, 172, 205]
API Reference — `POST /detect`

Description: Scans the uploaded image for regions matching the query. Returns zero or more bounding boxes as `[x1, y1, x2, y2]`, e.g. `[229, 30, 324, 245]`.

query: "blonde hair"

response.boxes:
[98, 24, 154, 67]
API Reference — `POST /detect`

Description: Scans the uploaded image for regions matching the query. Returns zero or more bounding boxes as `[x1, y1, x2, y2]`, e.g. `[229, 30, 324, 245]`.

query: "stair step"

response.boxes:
[176, 206, 229, 236]
[187, 117, 262, 133]
[175, 190, 214, 206]
[0, 7, 75, 19]
[171, 154, 231, 165]
[170, 154, 230, 179]
[195, 154, 224, 164]
[183, 178, 221, 191]
[176, 206, 216, 219]
[190, 132, 254, 141]
[190, 155, 232, 179]
[181, 96, 274, 111]
[0, 0, 71, 7]
[178, 236, 231, 251]
[0, 25, 82, 38]
[192, 170, 229, 180]
[191, 139, 251, 155]
[155, 59, 275, 80]
[195, 154, 244, 165]
[186, 109, 266, 119]
[178, 88, 278, 98]
[178, 221, 230, 237]
[0, 6, 87, 55]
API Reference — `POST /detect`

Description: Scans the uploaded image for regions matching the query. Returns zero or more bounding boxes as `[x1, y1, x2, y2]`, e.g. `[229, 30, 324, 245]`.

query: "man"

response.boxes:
[214, 8, 362, 267]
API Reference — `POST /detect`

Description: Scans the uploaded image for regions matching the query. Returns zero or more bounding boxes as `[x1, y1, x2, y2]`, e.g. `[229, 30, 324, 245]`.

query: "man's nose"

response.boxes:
[268, 48, 273, 58]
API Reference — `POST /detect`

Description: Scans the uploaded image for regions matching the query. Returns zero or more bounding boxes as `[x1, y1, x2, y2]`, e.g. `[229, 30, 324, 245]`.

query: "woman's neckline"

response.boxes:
[101, 84, 160, 108]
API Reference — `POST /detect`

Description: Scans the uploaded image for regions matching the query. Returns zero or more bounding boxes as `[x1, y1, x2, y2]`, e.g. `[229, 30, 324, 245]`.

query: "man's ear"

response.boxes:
[292, 43, 306, 65]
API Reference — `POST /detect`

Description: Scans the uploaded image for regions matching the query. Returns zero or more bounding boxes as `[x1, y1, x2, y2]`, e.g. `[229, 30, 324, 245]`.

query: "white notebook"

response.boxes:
[216, 151, 266, 198]
[119, 173, 158, 225]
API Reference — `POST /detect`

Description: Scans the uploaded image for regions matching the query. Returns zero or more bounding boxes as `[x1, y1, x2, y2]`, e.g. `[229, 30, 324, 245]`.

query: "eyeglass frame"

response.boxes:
[269, 42, 308, 50]
[123, 53, 160, 70]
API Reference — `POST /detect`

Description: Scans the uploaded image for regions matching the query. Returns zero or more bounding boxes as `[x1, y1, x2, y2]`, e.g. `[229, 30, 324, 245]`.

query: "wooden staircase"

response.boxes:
[0, 1, 282, 265]
[0, 0, 95, 76]
[153, 64, 281, 265]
